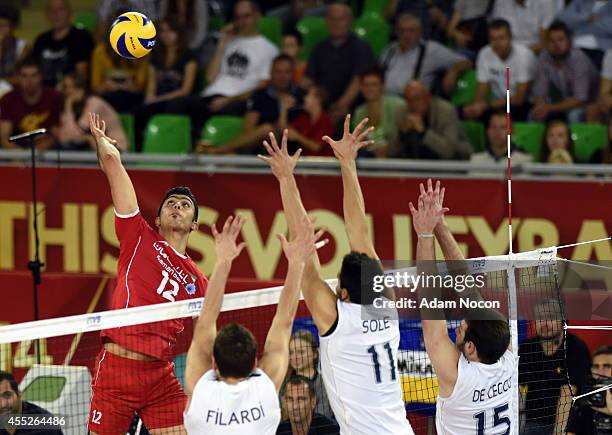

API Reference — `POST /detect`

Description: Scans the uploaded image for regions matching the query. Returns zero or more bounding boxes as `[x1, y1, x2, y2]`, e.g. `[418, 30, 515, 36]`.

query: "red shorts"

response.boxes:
[88, 350, 186, 434]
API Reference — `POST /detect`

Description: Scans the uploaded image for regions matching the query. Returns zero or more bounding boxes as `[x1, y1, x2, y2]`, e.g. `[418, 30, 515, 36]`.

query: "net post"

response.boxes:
[506, 259, 520, 434]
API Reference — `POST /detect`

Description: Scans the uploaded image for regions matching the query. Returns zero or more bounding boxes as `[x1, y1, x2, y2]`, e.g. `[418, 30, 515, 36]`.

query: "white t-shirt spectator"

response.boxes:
[476, 43, 536, 99]
[602, 49, 612, 80]
[381, 40, 468, 95]
[203, 35, 278, 98]
[491, 0, 559, 47]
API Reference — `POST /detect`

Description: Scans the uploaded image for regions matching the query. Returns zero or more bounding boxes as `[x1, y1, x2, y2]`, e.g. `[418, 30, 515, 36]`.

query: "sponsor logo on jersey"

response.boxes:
[186, 283, 197, 295]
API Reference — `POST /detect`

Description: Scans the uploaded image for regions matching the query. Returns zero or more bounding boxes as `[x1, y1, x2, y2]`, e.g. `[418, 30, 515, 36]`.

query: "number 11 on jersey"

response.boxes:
[367, 342, 397, 384]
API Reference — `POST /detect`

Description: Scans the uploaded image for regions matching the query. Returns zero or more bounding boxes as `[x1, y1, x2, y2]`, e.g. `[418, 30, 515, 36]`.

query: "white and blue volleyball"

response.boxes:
[109, 12, 156, 59]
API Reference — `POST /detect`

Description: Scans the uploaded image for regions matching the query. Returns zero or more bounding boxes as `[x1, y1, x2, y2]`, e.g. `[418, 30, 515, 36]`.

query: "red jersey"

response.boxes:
[290, 112, 335, 157]
[101, 209, 207, 361]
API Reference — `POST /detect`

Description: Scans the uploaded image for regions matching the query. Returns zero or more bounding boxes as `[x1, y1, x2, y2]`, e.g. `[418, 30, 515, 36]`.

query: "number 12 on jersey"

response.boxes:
[367, 342, 397, 384]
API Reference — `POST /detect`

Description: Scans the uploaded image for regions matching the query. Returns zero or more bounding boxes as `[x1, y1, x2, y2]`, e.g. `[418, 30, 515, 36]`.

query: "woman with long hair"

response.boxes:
[161, 0, 208, 55]
[541, 120, 575, 164]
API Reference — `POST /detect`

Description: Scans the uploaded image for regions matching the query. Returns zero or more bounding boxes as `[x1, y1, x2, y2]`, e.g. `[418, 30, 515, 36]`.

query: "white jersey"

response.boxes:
[436, 350, 517, 435]
[319, 300, 414, 435]
[184, 368, 280, 435]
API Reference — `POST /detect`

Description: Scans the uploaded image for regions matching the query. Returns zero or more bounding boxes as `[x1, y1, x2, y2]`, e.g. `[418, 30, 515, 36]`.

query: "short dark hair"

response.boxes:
[547, 20, 572, 39]
[487, 110, 507, 126]
[0, 371, 18, 393]
[283, 30, 303, 46]
[464, 309, 510, 364]
[338, 252, 384, 305]
[273, 54, 295, 68]
[593, 345, 612, 359]
[282, 375, 315, 399]
[0, 5, 19, 26]
[488, 19, 511, 36]
[214, 323, 257, 378]
[359, 65, 384, 82]
[157, 186, 199, 222]
[17, 57, 42, 73]
[234, 0, 261, 16]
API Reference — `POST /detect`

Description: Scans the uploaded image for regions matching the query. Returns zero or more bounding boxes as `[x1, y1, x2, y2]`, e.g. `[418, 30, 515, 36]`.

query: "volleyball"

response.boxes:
[109, 11, 156, 59]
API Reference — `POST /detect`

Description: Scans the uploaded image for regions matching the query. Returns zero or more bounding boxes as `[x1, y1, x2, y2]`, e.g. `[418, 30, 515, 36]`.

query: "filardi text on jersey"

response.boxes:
[373, 297, 500, 310]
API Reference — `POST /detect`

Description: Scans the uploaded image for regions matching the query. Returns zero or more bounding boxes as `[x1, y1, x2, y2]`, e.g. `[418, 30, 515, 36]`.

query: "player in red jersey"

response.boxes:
[86, 113, 207, 434]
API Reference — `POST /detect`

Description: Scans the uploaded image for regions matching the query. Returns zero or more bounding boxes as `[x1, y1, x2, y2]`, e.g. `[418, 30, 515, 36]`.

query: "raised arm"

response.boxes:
[322, 114, 376, 258]
[89, 113, 137, 215]
[410, 183, 460, 398]
[257, 131, 337, 334]
[185, 215, 246, 396]
[259, 217, 325, 391]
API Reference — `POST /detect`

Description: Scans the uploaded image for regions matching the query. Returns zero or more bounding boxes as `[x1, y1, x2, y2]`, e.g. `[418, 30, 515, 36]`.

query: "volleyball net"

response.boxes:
[0, 247, 609, 434]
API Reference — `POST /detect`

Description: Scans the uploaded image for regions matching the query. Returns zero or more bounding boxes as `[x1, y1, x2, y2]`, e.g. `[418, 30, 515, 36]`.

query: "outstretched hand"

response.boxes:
[410, 178, 449, 235]
[322, 114, 374, 162]
[89, 112, 117, 145]
[257, 129, 302, 180]
[278, 216, 326, 264]
[212, 215, 246, 262]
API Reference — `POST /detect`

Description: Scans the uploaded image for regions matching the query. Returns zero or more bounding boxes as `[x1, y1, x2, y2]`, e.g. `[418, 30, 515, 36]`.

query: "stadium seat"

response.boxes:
[208, 15, 225, 32]
[119, 113, 136, 152]
[450, 69, 477, 106]
[202, 116, 244, 146]
[353, 14, 390, 58]
[258, 16, 282, 47]
[74, 12, 96, 32]
[512, 122, 545, 161]
[361, 0, 390, 18]
[296, 17, 328, 60]
[462, 121, 486, 151]
[570, 123, 608, 162]
[142, 115, 192, 153]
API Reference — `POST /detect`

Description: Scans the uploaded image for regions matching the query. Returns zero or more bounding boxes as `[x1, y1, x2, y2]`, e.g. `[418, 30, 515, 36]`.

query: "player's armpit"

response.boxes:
[302, 260, 338, 335]
[422, 321, 460, 398]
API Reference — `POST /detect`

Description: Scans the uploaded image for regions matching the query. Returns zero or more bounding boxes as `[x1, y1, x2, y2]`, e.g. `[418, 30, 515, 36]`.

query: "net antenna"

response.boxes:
[505, 66, 521, 433]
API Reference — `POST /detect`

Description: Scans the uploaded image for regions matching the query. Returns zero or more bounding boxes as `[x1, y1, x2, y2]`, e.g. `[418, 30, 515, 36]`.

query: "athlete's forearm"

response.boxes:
[279, 175, 308, 240]
[198, 259, 232, 326]
[417, 237, 447, 332]
[434, 218, 464, 261]
[276, 261, 305, 324]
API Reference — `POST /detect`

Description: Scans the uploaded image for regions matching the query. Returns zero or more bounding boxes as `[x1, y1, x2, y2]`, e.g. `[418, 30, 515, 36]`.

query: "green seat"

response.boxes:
[202, 116, 244, 146]
[353, 15, 390, 58]
[143, 115, 192, 153]
[296, 17, 328, 60]
[451, 69, 477, 106]
[119, 113, 136, 152]
[74, 12, 96, 32]
[512, 122, 545, 161]
[570, 123, 608, 162]
[259, 16, 282, 47]
[208, 15, 225, 32]
[462, 121, 486, 152]
[361, 0, 390, 19]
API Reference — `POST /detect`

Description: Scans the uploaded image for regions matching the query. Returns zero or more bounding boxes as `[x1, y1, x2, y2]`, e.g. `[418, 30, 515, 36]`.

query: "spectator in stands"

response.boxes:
[380, 14, 472, 98]
[168, 0, 278, 139]
[567, 345, 612, 435]
[266, 0, 329, 34]
[0, 58, 63, 150]
[470, 111, 531, 175]
[541, 120, 575, 164]
[281, 31, 307, 86]
[519, 298, 591, 435]
[446, 0, 493, 61]
[56, 74, 127, 151]
[160, 0, 208, 57]
[586, 49, 612, 123]
[277, 375, 339, 435]
[97, 0, 164, 23]
[31, 0, 94, 88]
[0, 371, 63, 434]
[303, 3, 374, 123]
[285, 330, 333, 419]
[464, 19, 536, 122]
[0, 5, 26, 98]
[133, 15, 197, 148]
[90, 11, 149, 113]
[287, 85, 334, 156]
[557, 0, 612, 70]
[197, 54, 303, 154]
[531, 21, 599, 124]
[384, 0, 452, 44]
[591, 116, 612, 164]
[490, 0, 559, 52]
[392, 80, 472, 160]
[353, 67, 405, 158]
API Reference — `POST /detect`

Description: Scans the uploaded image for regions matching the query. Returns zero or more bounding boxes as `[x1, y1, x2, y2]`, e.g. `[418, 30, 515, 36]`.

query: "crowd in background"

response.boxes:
[0, 0, 611, 167]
